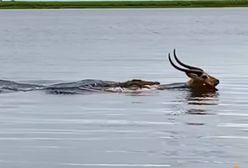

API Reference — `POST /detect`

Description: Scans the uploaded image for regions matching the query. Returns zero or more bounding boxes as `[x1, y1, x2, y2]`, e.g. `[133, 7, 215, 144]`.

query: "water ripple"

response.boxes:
[61, 163, 171, 167]
[217, 123, 248, 128]
[0, 118, 174, 126]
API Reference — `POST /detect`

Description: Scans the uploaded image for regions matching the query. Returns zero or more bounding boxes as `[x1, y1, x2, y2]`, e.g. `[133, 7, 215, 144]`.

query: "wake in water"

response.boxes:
[0, 80, 43, 93]
[0, 79, 187, 94]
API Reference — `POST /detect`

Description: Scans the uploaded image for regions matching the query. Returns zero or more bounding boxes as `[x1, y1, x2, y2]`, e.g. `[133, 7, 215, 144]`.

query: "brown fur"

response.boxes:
[186, 72, 219, 91]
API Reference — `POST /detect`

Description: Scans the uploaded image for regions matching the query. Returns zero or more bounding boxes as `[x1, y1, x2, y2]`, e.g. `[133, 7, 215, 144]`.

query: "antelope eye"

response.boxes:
[202, 75, 208, 79]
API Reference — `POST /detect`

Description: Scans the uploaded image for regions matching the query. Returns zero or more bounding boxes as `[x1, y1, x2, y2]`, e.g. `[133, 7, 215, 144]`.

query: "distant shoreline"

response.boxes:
[0, 1, 248, 9]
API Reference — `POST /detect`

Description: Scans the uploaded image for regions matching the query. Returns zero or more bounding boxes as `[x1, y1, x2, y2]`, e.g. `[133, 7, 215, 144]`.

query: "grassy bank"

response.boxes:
[0, 1, 248, 9]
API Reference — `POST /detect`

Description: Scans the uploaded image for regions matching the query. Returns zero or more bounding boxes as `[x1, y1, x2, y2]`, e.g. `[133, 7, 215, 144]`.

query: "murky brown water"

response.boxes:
[0, 8, 248, 168]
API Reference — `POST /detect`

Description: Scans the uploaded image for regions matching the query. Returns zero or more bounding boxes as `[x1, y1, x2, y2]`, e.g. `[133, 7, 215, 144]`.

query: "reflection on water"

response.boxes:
[188, 89, 218, 100]
[1, 8, 248, 168]
[187, 90, 219, 105]
[184, 89, 219, 116]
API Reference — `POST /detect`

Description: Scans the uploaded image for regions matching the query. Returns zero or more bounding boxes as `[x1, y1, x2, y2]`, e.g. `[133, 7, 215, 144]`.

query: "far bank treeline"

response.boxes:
[0, 1, 248, 9]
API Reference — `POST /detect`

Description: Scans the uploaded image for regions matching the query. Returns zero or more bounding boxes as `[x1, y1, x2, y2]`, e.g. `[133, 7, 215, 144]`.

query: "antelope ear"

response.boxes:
[186, 72, 202, 79]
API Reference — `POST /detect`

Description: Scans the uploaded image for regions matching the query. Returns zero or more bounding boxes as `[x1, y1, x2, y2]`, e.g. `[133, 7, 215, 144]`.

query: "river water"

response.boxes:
[0, 8, 248, 168]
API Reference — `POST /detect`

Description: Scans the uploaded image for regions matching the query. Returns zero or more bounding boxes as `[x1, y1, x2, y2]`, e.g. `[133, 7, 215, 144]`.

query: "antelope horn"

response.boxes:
[168, 53, 203, 75]
[173, 49, 203, 71]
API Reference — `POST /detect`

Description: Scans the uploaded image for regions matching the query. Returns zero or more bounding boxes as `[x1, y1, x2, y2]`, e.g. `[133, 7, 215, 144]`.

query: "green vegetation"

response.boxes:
[0, 1, 248, 9]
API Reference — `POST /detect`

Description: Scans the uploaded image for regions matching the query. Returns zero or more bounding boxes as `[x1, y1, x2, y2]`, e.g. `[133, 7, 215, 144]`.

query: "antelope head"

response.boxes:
[168, 49, 219, 91]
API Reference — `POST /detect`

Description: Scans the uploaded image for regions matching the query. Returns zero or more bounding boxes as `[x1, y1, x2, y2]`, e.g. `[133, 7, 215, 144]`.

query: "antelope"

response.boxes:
[167, 49, 219, 91]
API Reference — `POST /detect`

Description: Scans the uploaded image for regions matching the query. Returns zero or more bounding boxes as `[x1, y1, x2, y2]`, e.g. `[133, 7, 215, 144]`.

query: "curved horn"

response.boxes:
[168, 53, 203, 75]
[173, 49, 203, 71]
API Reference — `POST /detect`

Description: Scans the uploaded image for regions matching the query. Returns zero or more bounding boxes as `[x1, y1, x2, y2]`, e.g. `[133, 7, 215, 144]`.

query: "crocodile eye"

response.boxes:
[202, 75, 208, 80]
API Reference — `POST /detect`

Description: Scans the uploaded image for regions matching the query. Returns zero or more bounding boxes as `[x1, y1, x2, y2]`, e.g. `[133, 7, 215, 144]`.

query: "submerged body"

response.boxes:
[0, 79, 188, 94]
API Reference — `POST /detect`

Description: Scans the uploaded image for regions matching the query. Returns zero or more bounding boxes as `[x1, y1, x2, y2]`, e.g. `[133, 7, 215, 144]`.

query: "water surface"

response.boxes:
[0, 8, 248, 168]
